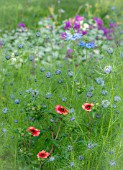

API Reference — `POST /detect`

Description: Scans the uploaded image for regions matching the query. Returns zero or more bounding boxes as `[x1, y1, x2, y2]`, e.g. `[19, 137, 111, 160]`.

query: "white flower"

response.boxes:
[104, 66, 112, 74]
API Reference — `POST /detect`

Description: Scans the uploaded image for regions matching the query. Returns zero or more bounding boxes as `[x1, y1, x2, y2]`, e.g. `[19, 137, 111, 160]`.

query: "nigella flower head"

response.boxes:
[46, 93, 52, 99]
[70, 162, 74, 167]
[79, 41, 95, 49]
[101, 90, 108, 95]
[107, 48, 114, 54]
[65, 31, 82, 41]
[70, 116, 75, 121]
[96, 78, 105, 86]
[55, 69, 61, 75]
[69, 108, 75, 114]
[102, 100, 110, 108]
[49, 156, 55, 162]
[46, 72, 52, 78]
[86, 92, 93, 98]
[68, 71, 74, 77]
[88, 142, 97, 149]
[109, 160, 116, 166]
[104, 66, 112, 74]
[67, 145, 73, 151]
[78, 155, 84, 161]
[32, 89, 39, 96]
[2, 107, 8, 114]
[114, 96, 121, 102]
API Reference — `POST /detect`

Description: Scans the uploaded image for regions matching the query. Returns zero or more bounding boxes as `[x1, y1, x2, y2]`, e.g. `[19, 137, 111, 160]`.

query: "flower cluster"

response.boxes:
[94, 17, 117, 40]
[79, 41, 95, 49]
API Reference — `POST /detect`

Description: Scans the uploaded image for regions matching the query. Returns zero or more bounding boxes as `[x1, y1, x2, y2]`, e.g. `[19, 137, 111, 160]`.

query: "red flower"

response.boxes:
[28, 126, 40, 136]
[37, 150, 50, 159]
[82, 103, 94, 112]
[56, 105, 68, 115]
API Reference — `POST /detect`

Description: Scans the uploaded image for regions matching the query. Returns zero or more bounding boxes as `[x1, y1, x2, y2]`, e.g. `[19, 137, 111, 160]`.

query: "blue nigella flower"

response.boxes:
[15, 99, 20, 104]
[70, 162, 74, 167]
[78, 155, 84, 161]
[36, 32, 40, 37]
[55, 69, 61, 75]
[65, 31, 82, 41]
[79, 41, 95, 49]
[67, 145, 73, 151]
[2, 107, 8, 114]
[46, 72, 52, 78]
[5, 56, 11, 60]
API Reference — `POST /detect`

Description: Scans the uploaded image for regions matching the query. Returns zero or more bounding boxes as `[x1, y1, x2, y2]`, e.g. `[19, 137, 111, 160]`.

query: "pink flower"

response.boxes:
[28, 126, 40, 136]
[82, 103, 94, 112]
[61, 32, 67, 39]
[81, 30, 88, 35]
[109, 22, 117, 28]
[18, 22, 26, 28]
[94, 17, 103, 28]
[37, 150, 50, 159]
[75, 15, 84, 21]
[64, 21, 72, 30]
[74, 22, 80, 30]
[66, 48, 73, 57]
[56, 105, 69, 115]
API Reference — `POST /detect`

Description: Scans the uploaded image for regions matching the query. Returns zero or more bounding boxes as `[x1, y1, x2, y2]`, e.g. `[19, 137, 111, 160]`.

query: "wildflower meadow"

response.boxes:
[0, 0, 123, 170]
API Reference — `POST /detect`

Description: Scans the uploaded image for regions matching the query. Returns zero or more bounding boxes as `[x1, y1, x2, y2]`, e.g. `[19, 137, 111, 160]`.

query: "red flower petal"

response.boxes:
[56, 105, 69, 115]
[82, 103, 94, 112]
[37, 150, 50, 159]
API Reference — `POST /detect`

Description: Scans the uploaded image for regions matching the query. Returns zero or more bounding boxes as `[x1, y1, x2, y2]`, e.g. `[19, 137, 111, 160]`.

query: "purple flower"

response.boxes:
[75, 15, 84, 21]
[81, 30, 88, 35]
[18, 22, 26, 28]
[109, 22, 117, 28]
[94, 17, 103, 28]
[101, 27, 109, 35]
[66, 48, 73, 57]
[64, 21, 72, 30]
[61, 32, 67, 39]
[106, 35, 113, 40]
[74, 22, 80, 30]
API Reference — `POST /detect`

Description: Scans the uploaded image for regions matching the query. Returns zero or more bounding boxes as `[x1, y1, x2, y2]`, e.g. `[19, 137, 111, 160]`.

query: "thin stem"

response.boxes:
[55, 120, 62, 140]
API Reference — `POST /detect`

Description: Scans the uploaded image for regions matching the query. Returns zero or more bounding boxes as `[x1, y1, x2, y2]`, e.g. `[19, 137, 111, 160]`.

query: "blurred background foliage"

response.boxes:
[0, 0, 123, 32]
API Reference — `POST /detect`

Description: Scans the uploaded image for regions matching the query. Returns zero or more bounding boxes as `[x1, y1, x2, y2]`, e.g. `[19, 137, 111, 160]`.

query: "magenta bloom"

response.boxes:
[94, 17, 103, 28]
[81, 30, 88, 35]
[106, 35, 113, 40]
[66, 48, 73, 57]
[61, 32, 67, 39]
[109, 22, 117, 28]
[64, 21, 72, 30]
[101, 27, 109, 35]
[18, 22, 26, 28]
[75, 15, 84, 21]
[74, 22, 80, 30]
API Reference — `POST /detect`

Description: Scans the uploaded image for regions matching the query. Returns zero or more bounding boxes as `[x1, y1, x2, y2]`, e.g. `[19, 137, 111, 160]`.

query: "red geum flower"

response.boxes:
[28, 126, 40, 136]
[56, 105, 69, 115]
[37, 150, 50, 159]
[82, 103, 94, 112]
